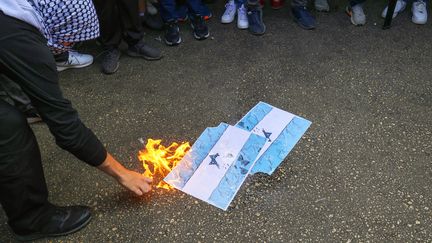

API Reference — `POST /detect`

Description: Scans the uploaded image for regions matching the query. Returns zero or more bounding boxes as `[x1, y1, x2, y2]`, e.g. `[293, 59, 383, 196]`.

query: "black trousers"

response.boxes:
[93, 0, 143, 48]
[0, 13, 107, 234]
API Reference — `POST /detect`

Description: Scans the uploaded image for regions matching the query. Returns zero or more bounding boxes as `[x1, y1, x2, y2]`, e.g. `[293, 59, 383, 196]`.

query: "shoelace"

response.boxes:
[238, 5, 248, 20]
[225, 1, 236, 15]
[414, 0, 426, 12]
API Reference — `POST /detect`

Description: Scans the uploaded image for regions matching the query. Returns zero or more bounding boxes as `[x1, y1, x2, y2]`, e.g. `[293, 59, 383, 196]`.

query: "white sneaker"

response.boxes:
[221, 0, 236, 24]
[381, 0, 407, 19]
[347, 4, 366, 26]
[56, 50, 93, 72]
[412, 0, 428, 24]
[237, 4, 249, 29]
[147, 1, 158, 15]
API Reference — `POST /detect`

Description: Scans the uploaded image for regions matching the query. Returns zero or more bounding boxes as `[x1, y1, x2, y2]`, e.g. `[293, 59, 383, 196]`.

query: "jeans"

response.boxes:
[160, 0, 208, 22]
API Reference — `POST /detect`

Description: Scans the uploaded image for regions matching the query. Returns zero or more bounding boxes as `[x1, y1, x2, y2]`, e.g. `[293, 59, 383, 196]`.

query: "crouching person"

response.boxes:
[0, 0, 153, 241]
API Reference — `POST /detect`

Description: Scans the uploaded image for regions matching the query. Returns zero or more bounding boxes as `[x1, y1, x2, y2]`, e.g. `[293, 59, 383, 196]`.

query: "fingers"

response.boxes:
[143, 176, 153, 183]
[132, 187, 143, 196]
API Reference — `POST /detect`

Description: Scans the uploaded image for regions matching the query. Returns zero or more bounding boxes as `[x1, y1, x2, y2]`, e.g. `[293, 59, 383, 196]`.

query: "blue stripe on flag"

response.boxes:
[251, 117, 311, 175]
[208, 133, 267, 210]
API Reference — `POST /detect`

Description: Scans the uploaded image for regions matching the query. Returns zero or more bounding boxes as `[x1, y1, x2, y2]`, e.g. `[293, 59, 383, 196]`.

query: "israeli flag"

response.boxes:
[236, 102, 312, 175]
[164, 123, 267, 210]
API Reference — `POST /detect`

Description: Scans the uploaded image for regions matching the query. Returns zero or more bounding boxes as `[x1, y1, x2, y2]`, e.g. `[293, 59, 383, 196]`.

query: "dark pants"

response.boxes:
[350, 0, 366, 6]
[93, 0, 143, 49]
[0, 13, 106, 234]
[159, 0, 207, 22]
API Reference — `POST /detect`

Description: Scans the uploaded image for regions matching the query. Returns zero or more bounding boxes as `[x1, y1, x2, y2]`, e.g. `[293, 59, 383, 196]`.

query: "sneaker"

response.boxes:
[164, 21, 182, 46]
[221, 0, 237, 23]
[56, 50, 93, 72]
[247, 4, 266, 35]
[12, 205, 91, 241]
[147, 1, 158, 15]
[101, 48, 120, 75]
[142, 13, 164, 30]
[412, 0, 428, 24]
[237, 4, 249, 29]
[191, 15, 210, 40]
[271, 0, 284, 9]
[315, 0, 330, 12]
[381, 0, 406, 18]
[25, 109, 42, 124]
[292, 6, 316, 30]
[127, 41, 162, 60]
[346, 4, 366, 26]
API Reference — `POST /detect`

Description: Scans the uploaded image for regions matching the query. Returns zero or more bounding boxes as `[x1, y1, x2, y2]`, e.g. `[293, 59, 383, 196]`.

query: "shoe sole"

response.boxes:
[164, 36, 182, 46]
[346, 7, 365, 26]
[248, 23, 266, 35]
[126, 50, 162, 60]
[221, 17, 235, 24]
[13, 215, 92, 242]
[237, 23, 249, 29]
[193, 31, 210, 40]
[102, 62, 119, 75]
[56, 60, 93, 72]
[294, 19, 316, 30]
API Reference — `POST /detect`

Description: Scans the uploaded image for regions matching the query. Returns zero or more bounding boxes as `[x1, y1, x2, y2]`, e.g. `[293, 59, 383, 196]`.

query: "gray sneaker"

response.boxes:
[315, 0, 329, 12]
[346, 4, 366, 26]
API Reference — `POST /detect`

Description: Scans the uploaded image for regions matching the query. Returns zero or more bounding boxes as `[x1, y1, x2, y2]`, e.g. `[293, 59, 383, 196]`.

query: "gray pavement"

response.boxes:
[1, 0, 431, 242]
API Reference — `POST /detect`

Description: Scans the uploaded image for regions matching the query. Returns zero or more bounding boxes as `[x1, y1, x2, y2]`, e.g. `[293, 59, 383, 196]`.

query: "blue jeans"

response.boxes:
[160, 0, 208, 22]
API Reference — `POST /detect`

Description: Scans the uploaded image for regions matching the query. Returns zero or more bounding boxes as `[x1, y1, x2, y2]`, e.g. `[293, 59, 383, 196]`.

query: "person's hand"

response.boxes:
[97, 153, 153, 196]
[117, 169, 153, 196]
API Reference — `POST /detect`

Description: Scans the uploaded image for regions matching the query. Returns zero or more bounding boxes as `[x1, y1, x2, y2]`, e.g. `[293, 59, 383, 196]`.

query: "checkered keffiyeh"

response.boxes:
[28, 0, 100, 54]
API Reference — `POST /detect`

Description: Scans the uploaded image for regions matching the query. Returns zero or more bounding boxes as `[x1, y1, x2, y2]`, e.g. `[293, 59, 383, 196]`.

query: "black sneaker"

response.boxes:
[12, 205, 92, 241]
[164, 21, 182, 46]
[141, 13, 164, 30]
[127, 40, 162, 60]
[190, 15, 210, 40]
[101, 48, 120, 75]
[247, 4, 266, 35]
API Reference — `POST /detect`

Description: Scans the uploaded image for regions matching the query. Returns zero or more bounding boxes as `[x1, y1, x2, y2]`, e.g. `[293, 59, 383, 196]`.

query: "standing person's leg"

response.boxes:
[346, 0, 367, 26]
[160, 0, 183, 46]
[412, 0, 428, 24]
[381, 0, 407, 19]
[116, 0, 162, 60]
[93, 0, 123, 74]
[247, 0, 266, 35]
[185, 0, 210, 40]
[236, 0, 249, 29]
[0, 100, 52, 236]
[291, 0, 316, 30]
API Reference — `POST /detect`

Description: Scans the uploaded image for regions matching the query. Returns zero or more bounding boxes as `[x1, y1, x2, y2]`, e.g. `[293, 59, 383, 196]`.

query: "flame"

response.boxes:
[138, 139, 190, 189]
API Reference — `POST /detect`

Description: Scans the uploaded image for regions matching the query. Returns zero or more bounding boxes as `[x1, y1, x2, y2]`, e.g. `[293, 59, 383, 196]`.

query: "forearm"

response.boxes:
[97, 153, 153, 196]
[97, 153, 128, 181]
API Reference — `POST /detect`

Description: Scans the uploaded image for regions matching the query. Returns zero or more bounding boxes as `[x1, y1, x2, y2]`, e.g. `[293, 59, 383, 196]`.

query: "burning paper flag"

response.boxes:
[236, 102, 312, 175]
[138, 139, 190, 189]
[141, 102, 311, 210]
[164, 123, 267, 210]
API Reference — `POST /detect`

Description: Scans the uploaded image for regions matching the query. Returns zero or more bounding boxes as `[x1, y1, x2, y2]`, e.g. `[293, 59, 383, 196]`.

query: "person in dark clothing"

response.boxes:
[0, 1, 153, 241]
[93, 0, 162, 74]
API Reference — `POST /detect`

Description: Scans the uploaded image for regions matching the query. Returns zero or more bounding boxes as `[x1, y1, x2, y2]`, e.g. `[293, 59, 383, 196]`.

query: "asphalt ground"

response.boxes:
[1, 0, 431, 242]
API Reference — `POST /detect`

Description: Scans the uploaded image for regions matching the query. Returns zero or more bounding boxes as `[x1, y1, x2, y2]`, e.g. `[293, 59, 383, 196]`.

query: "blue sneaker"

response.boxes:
[247, 5, 266, 35]
[292, 6, 316, 30]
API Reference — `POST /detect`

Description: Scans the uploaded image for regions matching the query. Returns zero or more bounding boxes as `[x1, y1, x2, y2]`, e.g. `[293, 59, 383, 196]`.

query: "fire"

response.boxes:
[138, 139, 190, 190]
